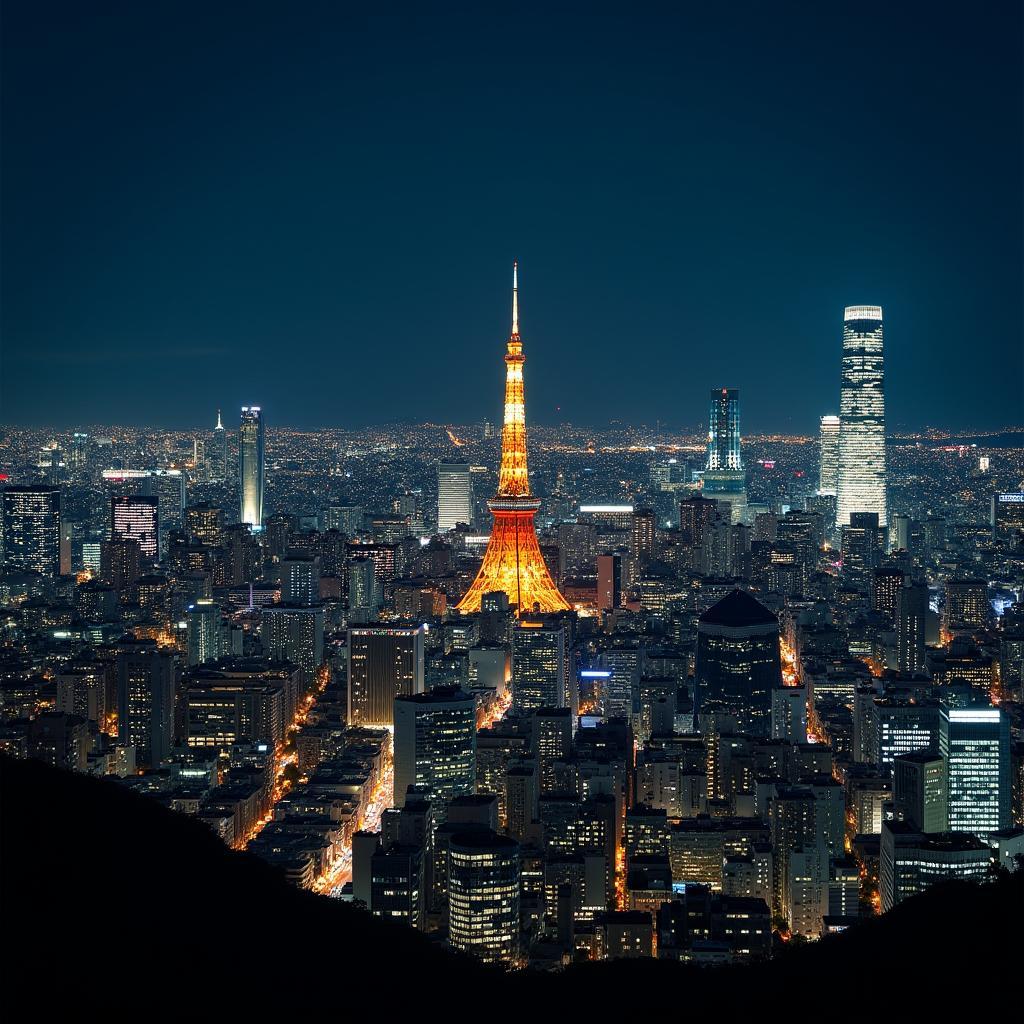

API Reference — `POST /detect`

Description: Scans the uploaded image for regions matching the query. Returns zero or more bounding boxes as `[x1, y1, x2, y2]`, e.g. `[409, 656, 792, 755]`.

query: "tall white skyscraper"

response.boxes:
[836, 306, 887, 527]
[239, 406, 265, 531]
[437, 461, 474, 532]
[818, 414, 840, 495]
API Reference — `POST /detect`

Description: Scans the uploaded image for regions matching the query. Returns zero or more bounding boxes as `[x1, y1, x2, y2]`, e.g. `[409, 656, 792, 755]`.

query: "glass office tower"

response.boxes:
[1, 485, 61, 577]
[437, 461, 474, 532]
[239, 406, 265, 531]
[939, 704, 1010, 840]
[836, 306, 887, 528]
[707, 388, 741, 471]
[703, 388, 747, 525]
[818, 414, 840, 495]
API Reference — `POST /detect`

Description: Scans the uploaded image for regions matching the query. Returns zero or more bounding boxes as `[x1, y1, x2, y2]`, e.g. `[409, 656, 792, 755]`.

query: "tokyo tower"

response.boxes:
[456, 263, 571, 615]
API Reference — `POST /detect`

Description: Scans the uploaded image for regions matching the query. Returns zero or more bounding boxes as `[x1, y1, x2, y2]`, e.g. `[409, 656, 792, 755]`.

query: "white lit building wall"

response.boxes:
[836, 306, 887, 527]
[818, 414, 840, 495]
[437, 462, 474, 532]
[239, 406, 265, 531]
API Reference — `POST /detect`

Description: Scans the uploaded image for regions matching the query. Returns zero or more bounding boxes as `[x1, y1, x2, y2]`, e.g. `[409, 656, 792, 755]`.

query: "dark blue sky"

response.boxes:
[2, 2, 1021, 432]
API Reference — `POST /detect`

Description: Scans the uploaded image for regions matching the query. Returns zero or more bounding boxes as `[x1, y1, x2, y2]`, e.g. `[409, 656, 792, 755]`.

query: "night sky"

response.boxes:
[2, 2, 1021, 433]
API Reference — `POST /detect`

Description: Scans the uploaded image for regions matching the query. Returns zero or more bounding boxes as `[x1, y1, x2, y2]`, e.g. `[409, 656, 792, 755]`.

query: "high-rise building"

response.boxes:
[99, 538, 141, 591]
[185, 502, 225, 547]
[192, 437, 207, 481]
[347, 625, 425, 727]
[695, 589, 781, 736]
[239, 406, 265, 531]
[943, 579, 989, 631]
[836, 305, 887, 528]
[896, 581, 928, 675]
[456, 264, 569, 614]
[393, 686, 477, 808]
[870, 698, 940, 767]
[893, 752, 947, 833]
[597, 552, 624, 612]
[2, 485, 61, 578]
[347, 554, 377, 618]
[437, 462, 474, 532]
[631, 508, 656, 566]
[69, 432, 89, 472]
[706, 388, 741, 471]
[818, 414, 840, 495]
[100, 469, 184, 555]
[939, 704, 1011, 839]
[186, 599, 225, 667]
[557, 521, 597, 579]
[447, 831, 520, 963]
[702, 388, 747, 525]
[281, 553, 320, 606]
[116, 639, 176, 768]
[679, 493, 718, 547]
[512, 618, 567, 713]
[262, 605, 324, 685]
[879, 822, 990, 912]
[991, 492, 1024, 540]
[841, 511, 880, 584]
[211, 409, 228, 482]
[872, 566, 905, 618]
[111, 495, 159, 562]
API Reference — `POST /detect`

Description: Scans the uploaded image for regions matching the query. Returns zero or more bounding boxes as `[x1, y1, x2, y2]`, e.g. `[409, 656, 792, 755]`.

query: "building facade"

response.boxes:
[348, 626, 425, 727]
[2, 485, 61, 577]
[836, 306, 887, 528]
[437, 462, 474, 532]
[239, 406, 265, 531]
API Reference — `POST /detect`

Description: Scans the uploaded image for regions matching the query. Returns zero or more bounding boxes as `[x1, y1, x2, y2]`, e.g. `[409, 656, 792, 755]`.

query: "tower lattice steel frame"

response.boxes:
[456, 263, 570, 615]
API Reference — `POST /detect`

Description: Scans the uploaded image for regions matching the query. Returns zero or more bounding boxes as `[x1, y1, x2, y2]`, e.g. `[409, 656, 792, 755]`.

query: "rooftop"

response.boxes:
[699, 589, 778, 629]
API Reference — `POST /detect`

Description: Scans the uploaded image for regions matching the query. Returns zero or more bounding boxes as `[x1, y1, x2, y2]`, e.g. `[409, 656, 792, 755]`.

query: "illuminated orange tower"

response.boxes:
[457, 263, 570, 615]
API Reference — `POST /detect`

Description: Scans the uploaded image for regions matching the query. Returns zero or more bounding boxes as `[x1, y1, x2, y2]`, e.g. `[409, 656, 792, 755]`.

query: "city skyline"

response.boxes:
[1, 2, 1022, 1005]
[2, 5, 1021, 433]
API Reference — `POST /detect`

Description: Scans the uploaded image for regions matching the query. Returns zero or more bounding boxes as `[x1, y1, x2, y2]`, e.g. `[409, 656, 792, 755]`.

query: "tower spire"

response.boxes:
[215, 409, 223, 430]
[512, 260, 519, 337]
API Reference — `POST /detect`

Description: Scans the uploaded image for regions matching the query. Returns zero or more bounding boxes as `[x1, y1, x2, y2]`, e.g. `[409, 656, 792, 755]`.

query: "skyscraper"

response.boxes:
[893, 751, 947, 833]
[631, 508, 656, 566]
[186, 599, 225, 666]
[211, 409, 228, 482]
[393, 686, 477, 808]
[281, 553, 321, 606]
[512, 618, 567, 713]
[447, 831, 520, 963]
[348, 625, 425, 727]
[239, 406, 265, 531]
[111, 495, 159, 562]
[896, 581, 928, 675]
[456, 263, 570, 614]
[836, 306, 887, 528]
[818, 414, 840, 495]
[707, 387, 741, 471]
[262, 605, 324, 685]
[939, 704, 1010, 839]
[597, 552, 624, 612]
[1, 485, 61, 578]
[702, 388, 747, 525]
[437, 462, 474, 532]
[840, 511, 880, 584]
[116, 639, 176, 769]
[695, 589, 781, 736]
